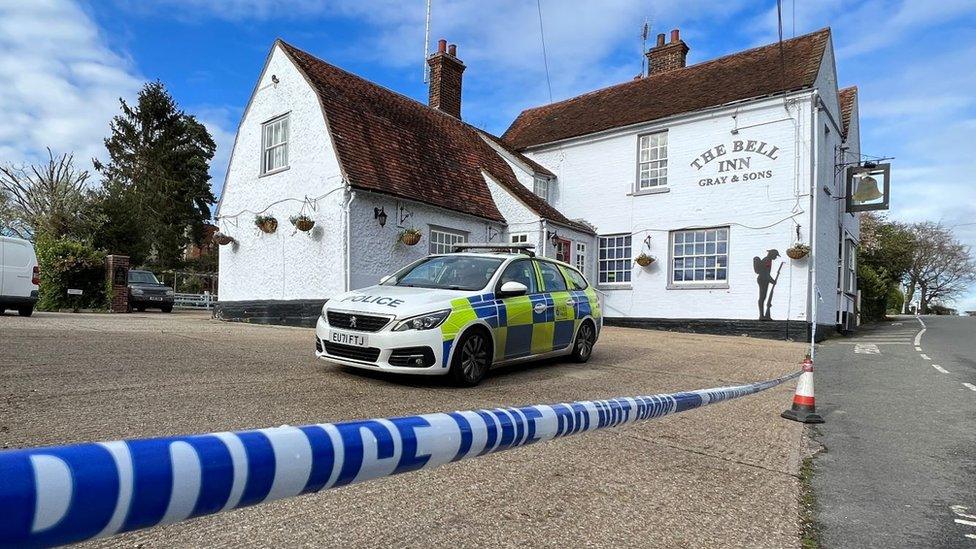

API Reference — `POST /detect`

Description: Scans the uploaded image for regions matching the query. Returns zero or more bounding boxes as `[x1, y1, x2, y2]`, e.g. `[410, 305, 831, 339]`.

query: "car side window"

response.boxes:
[497, 260, 538, 294]
[562, 266, 588, 290]
[536, 260, 568, 292]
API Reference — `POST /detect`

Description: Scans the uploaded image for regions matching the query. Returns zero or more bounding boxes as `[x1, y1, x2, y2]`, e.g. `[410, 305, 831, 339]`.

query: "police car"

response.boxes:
[315, 244, 602, 386]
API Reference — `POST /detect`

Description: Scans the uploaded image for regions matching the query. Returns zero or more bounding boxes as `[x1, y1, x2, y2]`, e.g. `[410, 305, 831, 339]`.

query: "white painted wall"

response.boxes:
[347, 193, 506, 290]
[216, 44, 347, 302]
[523, 94, 818, 322]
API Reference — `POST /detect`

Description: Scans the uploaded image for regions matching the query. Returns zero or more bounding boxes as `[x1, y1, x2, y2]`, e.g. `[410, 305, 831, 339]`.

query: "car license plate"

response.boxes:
[331, 331, 369, 347]
[150, 296, 163, 301]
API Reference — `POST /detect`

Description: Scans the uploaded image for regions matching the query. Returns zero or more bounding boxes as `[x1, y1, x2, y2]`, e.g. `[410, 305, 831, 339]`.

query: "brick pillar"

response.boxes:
[106, 255, 130, 313]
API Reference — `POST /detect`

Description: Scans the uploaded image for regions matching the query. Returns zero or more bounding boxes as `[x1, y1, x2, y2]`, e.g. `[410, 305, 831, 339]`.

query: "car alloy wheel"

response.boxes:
[573, 322, 595, 362]
[451, 331, 491, 386]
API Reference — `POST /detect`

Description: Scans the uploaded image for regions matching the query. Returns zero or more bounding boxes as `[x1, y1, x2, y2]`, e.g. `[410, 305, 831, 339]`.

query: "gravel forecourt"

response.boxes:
[1, 310, 807, 548]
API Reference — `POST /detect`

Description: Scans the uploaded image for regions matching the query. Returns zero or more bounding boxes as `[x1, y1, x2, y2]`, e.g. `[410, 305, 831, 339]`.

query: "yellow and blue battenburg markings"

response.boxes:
[0, 371, 801, 548]
[439, 284, 602, 366]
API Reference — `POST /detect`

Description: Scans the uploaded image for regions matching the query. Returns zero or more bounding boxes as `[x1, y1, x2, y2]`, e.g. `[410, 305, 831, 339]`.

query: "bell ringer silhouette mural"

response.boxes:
[754, 249, 783, 320]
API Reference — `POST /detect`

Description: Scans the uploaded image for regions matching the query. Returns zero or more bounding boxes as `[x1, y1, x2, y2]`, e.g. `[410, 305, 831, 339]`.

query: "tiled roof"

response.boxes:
[279, 41, 590, 233]
[838, 86, 857, 140]
[478, 131, 555, 177]
[503, 28, 832, 149]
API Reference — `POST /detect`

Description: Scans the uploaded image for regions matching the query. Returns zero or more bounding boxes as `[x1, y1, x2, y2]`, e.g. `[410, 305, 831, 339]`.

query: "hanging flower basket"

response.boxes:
[254, 215, 278, 234]
[635, 253, 655, 267]
[290, 214, 315, 232]
[214, 232, 235, 246]
[787, 243, 810, 260]
[399, 228, 422, 246]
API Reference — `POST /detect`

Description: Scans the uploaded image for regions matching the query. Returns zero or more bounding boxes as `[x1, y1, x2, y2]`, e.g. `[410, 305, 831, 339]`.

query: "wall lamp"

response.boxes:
[374, 206, 387, 227]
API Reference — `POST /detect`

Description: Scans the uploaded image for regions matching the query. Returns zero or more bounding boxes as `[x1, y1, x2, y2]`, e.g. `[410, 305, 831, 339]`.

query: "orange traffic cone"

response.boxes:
[781, 355, 824, 424]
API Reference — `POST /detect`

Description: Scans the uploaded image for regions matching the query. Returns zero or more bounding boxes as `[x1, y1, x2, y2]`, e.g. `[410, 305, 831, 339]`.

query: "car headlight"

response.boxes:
[320, 300, 330, 320]
[392, 309, 451, 332]
[131, 288, 144, 295]
[165, 289, 175, 296]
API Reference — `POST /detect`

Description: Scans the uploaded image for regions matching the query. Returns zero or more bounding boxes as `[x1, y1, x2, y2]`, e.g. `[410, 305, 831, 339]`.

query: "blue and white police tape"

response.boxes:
[0, 370, 801, 548]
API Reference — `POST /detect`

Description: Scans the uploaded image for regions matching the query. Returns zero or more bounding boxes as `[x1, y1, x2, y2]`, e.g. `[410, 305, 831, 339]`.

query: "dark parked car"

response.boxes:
[128, 270, 175, 312]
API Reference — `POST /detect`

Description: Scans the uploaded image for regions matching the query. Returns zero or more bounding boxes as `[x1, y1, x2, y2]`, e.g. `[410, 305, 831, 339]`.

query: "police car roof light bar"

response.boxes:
[452, 243, 536, 256]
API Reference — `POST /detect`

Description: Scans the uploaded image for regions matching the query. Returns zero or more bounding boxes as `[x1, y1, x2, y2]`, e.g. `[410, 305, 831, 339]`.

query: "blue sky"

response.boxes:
[1, 0, 975, 309]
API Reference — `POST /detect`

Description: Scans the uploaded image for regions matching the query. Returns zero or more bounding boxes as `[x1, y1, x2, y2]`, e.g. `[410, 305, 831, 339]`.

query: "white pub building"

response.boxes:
[216, 27, 867, 341]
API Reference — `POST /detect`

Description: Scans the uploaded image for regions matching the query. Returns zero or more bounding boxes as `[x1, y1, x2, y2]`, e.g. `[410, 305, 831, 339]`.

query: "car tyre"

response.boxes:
[18, 306, 34, 318]
[449, 329, 492, 387]
[570, 320, 596, 363]
[161, 305, 173, 313]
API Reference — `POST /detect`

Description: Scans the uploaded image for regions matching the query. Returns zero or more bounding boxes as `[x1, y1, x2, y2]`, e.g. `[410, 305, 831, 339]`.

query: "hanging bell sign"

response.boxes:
[846, 163, 891, 212]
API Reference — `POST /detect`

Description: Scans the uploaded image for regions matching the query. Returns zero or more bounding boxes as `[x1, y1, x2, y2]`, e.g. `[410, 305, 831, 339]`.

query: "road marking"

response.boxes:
[933, 365, 949, 374]
[952, 506, 976, 520]
[955, 518, 976, 527]
[920, 354, 931, 360]
[914, 346, 922, 351]
[835, 341, 911, 345]
[963, 383, 976, 392]
[854, 344, 880, 354]
[914, 317, 926, 346]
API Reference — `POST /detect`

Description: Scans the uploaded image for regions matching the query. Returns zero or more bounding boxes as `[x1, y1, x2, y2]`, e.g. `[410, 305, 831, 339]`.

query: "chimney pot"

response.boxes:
[670, 29, 680, 43]
[448, 44, 457, 56]
[656, 33, 665, 47]
[437, 39, 447, 53]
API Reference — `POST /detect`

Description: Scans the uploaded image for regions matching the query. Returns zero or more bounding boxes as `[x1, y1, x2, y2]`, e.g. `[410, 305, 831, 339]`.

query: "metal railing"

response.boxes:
[173, 292, 217, 310]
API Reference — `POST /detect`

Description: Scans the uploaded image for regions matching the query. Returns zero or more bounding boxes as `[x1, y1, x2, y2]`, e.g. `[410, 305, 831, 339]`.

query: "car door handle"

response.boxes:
[533, 302, 548, 313]
[565, 300, 575, 306]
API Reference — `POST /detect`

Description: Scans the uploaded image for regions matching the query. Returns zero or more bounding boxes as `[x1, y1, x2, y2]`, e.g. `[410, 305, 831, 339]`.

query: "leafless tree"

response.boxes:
[0, 149, 92, 240]
[904, 222, 976, 313]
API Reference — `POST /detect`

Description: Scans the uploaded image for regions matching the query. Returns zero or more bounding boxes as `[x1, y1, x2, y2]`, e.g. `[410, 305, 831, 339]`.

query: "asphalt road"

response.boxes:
[813, 315, 976, 548]
[1, 311, 807, 548]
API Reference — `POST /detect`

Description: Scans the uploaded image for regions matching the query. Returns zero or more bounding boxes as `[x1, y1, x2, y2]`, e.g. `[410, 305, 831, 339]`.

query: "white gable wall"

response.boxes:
[217, 44, 347, 302]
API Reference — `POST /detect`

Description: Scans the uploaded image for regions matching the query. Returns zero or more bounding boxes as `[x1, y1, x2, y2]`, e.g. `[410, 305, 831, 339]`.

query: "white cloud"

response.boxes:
[0, 0, 143, 173]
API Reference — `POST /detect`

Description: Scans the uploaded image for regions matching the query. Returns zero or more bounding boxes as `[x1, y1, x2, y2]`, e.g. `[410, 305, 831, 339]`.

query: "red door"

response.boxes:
[554, 238, 571, 263]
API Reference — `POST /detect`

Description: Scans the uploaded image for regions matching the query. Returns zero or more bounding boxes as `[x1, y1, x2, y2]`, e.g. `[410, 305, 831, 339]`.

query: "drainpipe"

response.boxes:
[344, 189, 356, 292]
[540, 219, 548, 257]
[808, 91, 820, 357]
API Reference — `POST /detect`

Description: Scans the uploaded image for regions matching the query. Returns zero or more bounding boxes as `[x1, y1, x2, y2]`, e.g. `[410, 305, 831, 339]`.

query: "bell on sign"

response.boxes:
[846, 163, 890, 212]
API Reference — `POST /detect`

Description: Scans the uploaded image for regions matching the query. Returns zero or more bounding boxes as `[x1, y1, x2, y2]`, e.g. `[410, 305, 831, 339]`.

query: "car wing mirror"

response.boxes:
[499, 281, 528, 296]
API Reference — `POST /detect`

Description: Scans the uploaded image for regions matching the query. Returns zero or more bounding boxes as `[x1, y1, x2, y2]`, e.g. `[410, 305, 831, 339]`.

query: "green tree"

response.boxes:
[857, 213, 915, 321]
[94, 81, 215, 268]
[0, 149, 96, 240]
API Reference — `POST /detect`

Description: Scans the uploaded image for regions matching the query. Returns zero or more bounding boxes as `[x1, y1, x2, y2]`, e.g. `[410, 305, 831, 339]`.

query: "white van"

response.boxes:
[0, 236, 40, 317]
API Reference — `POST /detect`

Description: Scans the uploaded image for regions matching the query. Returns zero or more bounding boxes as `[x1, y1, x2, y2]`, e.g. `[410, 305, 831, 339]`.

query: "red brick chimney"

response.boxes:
[646, 28, 689, 75]
[427, 38, 465, 118]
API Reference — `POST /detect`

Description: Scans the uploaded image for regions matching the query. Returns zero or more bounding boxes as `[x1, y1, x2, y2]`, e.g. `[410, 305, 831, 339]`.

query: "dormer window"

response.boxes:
[262, 114, 290, 174]
[533, 176, 551, 202]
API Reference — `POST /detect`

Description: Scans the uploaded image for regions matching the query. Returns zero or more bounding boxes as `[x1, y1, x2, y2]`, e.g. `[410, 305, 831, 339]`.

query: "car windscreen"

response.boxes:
[128, 271, 160, 284]
[394, 256, 504, 291]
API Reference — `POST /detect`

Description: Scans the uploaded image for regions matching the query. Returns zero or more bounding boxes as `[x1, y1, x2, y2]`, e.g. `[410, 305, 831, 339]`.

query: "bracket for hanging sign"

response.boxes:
[845, 163, 891, 212]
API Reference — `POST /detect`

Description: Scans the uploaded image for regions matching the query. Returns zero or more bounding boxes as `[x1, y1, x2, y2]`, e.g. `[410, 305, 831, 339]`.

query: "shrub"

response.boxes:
[35, 236, 107, 311]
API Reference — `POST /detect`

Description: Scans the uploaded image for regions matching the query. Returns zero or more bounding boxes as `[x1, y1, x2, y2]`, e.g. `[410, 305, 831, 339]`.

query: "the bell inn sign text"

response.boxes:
[691, 140, 780, 187]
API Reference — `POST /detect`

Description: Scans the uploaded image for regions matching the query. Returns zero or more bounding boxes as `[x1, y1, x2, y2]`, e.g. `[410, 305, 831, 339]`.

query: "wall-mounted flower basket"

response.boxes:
[254, 215, 278, 234]
[214, 232, 235, 246]
[290, 214, 315, 232]
[399, 228, 422, 246]
[635, 253, 655, 267]
[786, 244, 810, 260]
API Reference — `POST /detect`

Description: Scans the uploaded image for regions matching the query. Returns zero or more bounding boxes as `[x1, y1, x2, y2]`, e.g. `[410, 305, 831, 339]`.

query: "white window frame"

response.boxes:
[598, 234, 632, 286]
[533, 176, 551, 202]
[668, 227, 729, 288]
[261, 113, 290, 175]
[637, 131, 668, 191]
[844, 238, 857, 295]
[510, 233, 529, 244]
[428, 226, 468, 254]
[575, 242, 587, 273]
